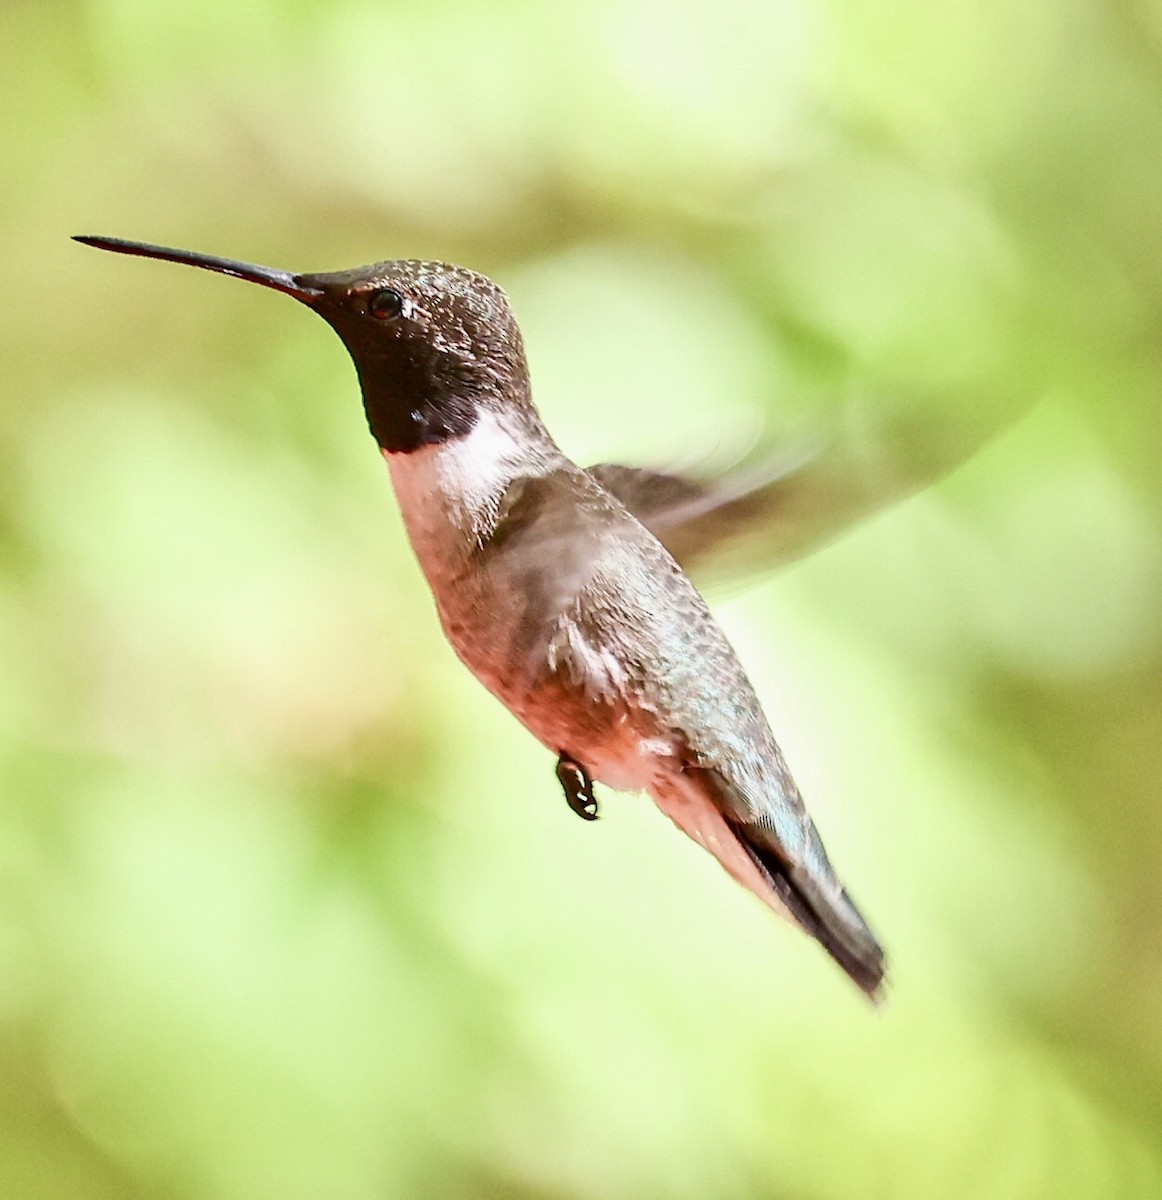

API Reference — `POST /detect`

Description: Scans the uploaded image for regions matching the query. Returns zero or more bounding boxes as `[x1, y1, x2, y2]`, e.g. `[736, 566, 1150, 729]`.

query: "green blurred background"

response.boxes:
[4, 0, 1162, 1196]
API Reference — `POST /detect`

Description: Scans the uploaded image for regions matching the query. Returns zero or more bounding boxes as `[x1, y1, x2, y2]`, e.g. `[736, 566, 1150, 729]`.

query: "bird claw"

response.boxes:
[556, 754, 599, 821]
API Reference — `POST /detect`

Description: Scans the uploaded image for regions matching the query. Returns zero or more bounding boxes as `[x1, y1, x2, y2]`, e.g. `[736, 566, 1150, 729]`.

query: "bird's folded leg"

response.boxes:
[556, 753, 599, 821]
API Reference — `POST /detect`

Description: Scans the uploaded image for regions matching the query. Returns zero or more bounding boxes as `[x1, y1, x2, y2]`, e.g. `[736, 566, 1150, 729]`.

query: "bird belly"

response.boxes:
[438, 606, 672, 794]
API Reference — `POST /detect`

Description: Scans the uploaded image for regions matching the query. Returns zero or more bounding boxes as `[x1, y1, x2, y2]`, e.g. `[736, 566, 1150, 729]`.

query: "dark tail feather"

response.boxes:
[741, 833, 887, 1001]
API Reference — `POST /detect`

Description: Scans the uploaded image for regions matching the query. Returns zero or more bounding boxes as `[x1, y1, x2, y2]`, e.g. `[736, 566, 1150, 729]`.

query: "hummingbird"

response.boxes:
[74, 235, 887, 998]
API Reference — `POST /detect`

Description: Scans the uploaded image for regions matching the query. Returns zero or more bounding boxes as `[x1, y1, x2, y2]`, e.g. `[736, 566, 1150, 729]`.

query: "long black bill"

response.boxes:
[72, 235, 323, 302]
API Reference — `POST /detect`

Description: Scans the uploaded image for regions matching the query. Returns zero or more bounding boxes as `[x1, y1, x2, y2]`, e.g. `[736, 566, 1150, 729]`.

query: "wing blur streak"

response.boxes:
[588, 414, 981, 589]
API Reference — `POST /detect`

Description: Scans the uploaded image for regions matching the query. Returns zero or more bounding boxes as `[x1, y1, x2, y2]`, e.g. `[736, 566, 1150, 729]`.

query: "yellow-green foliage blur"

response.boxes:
[4, 1, 1162, 1197]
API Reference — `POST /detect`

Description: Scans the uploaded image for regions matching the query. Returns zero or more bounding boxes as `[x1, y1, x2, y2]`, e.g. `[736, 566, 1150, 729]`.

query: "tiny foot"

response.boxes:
[556, 753, 599, 821]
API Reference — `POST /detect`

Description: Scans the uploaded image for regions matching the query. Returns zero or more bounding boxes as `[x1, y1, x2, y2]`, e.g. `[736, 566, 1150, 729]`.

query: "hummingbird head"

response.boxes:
[73, 237, 536, 454]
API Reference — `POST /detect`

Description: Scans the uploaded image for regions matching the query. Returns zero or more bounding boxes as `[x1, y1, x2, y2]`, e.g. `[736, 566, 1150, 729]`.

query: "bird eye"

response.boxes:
[368, 288, 405, 320]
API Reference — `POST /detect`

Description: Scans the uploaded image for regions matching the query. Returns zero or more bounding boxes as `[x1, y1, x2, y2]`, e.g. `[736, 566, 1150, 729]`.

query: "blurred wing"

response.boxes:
[486, 469, 632, 687]
[489, 469, 623, 612]
[587, 416, 981, 589]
